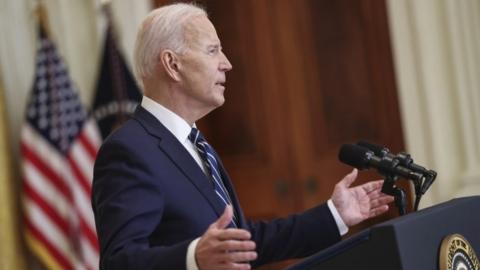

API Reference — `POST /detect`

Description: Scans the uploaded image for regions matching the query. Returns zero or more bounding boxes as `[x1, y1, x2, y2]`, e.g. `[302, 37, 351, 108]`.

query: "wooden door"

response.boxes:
[197, 0, 300, 219]
[273, 0, 406, 225]
[196, 0, 407, 224]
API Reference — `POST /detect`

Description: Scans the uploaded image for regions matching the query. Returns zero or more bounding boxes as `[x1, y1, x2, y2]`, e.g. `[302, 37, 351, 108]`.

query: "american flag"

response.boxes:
[21, 27, 101, 270]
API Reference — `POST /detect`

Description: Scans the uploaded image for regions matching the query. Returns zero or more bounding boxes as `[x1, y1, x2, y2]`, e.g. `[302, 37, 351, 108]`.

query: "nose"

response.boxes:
[219, 51, 233, 72]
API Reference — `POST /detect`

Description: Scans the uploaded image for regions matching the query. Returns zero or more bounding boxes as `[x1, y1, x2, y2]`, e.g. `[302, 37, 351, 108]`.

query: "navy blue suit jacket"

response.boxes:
[92, 106, 341, 269]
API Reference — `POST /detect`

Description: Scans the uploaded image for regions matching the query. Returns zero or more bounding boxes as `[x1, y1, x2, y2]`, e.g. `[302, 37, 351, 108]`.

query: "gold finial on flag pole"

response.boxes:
[35, 0, 52, 37]
[100, 0, 117, 42]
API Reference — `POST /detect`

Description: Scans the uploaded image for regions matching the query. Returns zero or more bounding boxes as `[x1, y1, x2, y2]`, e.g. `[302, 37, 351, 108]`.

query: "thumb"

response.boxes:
[211, 205, 233, 229]
[340, 168, 358, 188]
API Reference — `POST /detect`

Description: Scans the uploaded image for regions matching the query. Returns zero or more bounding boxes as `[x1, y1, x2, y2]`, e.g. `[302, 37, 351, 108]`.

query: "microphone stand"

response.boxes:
[413, 170, 437, 211]
[381, 174, 407, 216]
[381, 168, 436, 215]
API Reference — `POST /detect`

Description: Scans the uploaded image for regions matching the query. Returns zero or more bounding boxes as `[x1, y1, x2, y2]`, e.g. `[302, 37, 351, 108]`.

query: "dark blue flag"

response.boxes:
[92, 21, 141, 139]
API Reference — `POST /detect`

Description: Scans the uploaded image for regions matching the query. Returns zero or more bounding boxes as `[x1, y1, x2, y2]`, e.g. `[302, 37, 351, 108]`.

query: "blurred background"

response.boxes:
[0, 0, 479, 269]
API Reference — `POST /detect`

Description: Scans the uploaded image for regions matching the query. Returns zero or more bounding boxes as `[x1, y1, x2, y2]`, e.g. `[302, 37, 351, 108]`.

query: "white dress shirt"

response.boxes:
[140, 96, 348, 270]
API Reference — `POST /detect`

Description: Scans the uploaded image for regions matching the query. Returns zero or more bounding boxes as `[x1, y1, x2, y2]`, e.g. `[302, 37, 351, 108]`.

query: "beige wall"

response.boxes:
[0, 75, 24, 270]
[387, 0, 480, 207]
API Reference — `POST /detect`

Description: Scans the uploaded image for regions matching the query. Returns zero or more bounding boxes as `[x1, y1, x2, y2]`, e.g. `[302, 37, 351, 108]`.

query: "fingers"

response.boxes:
[368, 192, 394, 218]
[196, 209, 257, 270]
[369, 205, 389, 218]
[219, 262, 253, 270]
[361, 180, 384, 193]
[368, 189, 393, 201]
[211, 205, 234, 230]
[339, 169, 358, 188]
[377, 195, 395, 204]
[218, 249, 258, 262]
[216, 239, 256, 251]
[217, 228, 252, 241]
[367, 190, 394, 207]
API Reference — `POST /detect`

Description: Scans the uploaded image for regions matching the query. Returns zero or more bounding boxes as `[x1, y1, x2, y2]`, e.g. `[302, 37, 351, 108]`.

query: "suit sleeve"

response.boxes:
[248, 203, 341, 267]
[92, 139, 191, 270]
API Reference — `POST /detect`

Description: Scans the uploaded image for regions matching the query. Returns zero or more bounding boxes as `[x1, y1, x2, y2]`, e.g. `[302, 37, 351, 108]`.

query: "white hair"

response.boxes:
[133, 3, 207, 87]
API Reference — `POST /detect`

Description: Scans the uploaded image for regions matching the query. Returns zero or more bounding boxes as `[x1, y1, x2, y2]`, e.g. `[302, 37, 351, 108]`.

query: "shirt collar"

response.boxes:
[141, 96, 193, 143]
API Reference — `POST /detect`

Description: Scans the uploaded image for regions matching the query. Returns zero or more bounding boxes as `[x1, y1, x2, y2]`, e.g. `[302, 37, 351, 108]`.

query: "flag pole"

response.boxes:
[100, 0, 119, 50]
[35, 0, 52, 37]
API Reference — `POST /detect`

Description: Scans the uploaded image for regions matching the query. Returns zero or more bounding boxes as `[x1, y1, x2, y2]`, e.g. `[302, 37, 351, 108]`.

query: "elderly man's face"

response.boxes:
[178, 15, 232, 111]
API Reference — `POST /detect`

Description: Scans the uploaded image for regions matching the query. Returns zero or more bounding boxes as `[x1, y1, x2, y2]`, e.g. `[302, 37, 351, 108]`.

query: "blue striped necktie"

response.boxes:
[189, 127, 237, 227]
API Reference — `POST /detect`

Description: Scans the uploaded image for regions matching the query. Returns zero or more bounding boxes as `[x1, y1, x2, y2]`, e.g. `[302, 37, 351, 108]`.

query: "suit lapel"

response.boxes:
[133, 107, 227, 219]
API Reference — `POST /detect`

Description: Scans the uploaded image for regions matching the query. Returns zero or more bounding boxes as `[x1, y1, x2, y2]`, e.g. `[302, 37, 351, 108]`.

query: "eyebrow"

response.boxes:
[207, 44, 221, 50]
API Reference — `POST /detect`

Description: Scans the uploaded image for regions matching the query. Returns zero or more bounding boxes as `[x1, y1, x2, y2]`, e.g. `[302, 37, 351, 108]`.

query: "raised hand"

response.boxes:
[331, 169, 395, 227]
[196, 206, 257, 270]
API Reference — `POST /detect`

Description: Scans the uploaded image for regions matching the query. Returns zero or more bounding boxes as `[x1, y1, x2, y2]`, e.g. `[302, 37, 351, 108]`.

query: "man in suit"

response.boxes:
[92, 3, 394, 270]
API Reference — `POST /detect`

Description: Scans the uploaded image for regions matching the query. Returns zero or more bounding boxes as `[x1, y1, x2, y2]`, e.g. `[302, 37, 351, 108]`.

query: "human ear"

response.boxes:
[160, 50, 181, 81]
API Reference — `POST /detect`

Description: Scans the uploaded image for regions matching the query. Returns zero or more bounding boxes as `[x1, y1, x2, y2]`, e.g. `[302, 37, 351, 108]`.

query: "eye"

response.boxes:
[207, 45, 220, 55]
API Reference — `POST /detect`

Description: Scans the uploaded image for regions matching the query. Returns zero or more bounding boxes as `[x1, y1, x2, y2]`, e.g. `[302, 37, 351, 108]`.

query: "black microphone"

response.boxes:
[338, 144, 424, 181]
[357, 140, 390, 157]
[357, 140, 428, 174]
[395, 152, 428, 174]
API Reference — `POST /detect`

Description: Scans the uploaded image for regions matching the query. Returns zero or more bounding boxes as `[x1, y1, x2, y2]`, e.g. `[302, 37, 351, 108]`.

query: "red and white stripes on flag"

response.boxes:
[21, 27, 101, 270]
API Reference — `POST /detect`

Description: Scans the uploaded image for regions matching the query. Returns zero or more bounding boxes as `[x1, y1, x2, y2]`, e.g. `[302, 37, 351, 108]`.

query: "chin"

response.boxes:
[213, 93, 226, 106]
[213, 98, 225, 108]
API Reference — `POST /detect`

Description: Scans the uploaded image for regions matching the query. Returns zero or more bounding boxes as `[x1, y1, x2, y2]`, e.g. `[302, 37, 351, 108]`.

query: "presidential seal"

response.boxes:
[439, 234, 479, 270]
